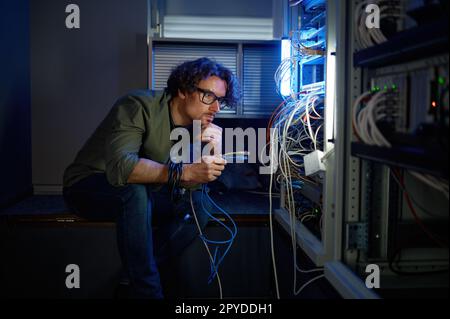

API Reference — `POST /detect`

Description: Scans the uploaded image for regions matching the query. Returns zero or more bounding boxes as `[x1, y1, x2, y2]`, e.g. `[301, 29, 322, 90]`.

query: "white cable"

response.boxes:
[366, 93, 391, 147]
[296, 264, 324, 274]
[271, 91, 325, 295]
[409, 171, 449, 200]
[311, 97, 324, 119]
[305, 95, 317, 150]
[314, 123, 324, 146]
[300, 214, 315, 223]
[352, 91, 372, 140]
[274, 56, 301, 96]
[269, 128, 281, 299]
[294, 274, 325, 296]
[353, 90, 393, 147]
[289, 0, 302, 7]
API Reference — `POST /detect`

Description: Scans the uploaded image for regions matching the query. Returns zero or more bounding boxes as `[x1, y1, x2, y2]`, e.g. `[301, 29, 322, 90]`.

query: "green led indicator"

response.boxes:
[438, 77, 446, 85]
[392, 84, 397, 90]
[384, 85, 388, 91]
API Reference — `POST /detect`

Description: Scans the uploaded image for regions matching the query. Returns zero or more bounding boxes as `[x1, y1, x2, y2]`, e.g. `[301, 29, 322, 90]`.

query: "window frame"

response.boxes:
[149, 38, 282, 119]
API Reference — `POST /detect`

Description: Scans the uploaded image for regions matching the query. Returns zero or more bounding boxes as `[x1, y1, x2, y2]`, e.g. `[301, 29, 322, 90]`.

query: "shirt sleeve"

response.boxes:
[105, 97, 145, 187]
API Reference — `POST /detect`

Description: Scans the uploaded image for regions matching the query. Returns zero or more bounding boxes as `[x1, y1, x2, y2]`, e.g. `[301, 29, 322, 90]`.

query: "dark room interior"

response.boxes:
[0, 0, 448, 306]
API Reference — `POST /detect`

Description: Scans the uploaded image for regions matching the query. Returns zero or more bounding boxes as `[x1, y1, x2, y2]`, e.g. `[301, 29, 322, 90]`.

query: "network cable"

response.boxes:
[352, 89, 400, 148]
[267, 90, 326, 298]
[189, 182, 238, 299]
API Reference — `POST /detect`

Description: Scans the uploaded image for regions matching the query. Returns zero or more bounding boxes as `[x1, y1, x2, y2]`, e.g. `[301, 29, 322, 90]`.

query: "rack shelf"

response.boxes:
[351, 142, 449, 178]
[354, 18, 449, 68]
[302, 55, 325, 65]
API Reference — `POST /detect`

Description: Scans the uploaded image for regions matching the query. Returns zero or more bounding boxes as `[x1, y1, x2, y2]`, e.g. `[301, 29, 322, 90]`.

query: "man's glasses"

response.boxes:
[195, 87, 227, 107]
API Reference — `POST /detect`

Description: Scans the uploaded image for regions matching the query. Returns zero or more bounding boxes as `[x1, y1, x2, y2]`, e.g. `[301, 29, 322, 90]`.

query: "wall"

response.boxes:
[0, 0, 32, 207]
[30, 0, 148, 192]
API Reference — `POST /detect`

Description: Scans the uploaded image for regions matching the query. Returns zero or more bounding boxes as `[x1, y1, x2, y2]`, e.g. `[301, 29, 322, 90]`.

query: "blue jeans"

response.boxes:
[63, 173, 209, 299]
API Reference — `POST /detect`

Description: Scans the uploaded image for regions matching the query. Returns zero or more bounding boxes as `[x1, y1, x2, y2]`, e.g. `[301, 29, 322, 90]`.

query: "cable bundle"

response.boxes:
[269, 5, 330, 297]
[352, 89, 399, 148]
[266, 91, 326, 298]
[189, 184, 237, 299]
[353, 90, 449, 241]
[168, 160, 183, 201]
[274, 29, 326, 97]
[273, 91, 325, 228]
[267, 90, 326, 205]
[200, 185, 237, 283]
[274, 56, 302, 97]
[290, 30, 326, 56]
[275, 92, 325, 158]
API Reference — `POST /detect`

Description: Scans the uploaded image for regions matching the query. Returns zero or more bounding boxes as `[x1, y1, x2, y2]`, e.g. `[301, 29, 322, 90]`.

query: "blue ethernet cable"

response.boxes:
[198, 183, 238, 284]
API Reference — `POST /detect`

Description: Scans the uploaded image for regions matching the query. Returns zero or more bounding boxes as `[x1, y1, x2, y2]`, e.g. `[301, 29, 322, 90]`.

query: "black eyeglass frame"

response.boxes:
[195, 86, 227, 106]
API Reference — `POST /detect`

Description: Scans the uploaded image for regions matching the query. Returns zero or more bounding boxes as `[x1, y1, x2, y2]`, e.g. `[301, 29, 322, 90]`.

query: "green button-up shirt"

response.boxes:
[63, 90, 174, 188]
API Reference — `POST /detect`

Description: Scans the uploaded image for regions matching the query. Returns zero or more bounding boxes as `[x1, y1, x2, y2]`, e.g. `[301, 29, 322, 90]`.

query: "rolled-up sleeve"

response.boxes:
[105, 98, 145, 186]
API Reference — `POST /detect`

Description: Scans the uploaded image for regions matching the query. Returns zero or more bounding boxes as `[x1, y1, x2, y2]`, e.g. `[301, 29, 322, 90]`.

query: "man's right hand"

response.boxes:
[181, 155, 226, 184]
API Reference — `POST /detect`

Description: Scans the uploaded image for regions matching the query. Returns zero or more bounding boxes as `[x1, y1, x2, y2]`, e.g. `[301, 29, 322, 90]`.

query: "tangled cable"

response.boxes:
[352, 89, 399, 147]
[189, 184, 237, 299]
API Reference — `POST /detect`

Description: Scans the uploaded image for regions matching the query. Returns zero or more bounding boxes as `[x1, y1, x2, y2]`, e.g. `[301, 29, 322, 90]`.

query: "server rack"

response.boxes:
[330, 0, 449, 298]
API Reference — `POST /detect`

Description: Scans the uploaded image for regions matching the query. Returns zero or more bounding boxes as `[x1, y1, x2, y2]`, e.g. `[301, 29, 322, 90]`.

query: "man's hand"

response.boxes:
[201, 123, 223, 157]
[181, 155, 226, 185]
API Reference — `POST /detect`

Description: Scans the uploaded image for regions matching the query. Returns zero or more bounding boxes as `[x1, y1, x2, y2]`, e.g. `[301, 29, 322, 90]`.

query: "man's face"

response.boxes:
[181, 76, 227, 127]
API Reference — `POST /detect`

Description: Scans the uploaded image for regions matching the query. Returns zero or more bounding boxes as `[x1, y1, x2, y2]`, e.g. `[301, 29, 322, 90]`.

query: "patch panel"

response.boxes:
[369, 55, 449, 135]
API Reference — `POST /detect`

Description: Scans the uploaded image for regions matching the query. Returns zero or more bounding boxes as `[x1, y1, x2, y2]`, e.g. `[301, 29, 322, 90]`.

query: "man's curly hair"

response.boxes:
[166, 57, 241, 108]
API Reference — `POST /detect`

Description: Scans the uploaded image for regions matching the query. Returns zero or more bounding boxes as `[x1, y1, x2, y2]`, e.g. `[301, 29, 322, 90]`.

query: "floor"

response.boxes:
[0, 191, 341, 299]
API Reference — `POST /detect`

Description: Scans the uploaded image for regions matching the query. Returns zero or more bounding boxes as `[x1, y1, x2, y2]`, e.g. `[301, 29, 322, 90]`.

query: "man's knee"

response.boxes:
[120, 183, 152, 213]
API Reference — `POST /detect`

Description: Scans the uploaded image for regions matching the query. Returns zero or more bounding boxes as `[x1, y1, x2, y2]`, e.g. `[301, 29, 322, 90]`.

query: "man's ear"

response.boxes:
[178, 89, 186, 100]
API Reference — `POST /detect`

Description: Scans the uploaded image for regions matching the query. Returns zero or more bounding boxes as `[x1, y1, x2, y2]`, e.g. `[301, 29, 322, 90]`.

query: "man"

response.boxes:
[62, 57, 240, 298]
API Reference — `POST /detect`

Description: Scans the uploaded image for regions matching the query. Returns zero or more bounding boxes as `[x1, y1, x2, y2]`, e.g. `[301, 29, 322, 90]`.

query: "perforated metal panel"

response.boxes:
[243, 44, 282, 115]
[152, 43, 237, 91]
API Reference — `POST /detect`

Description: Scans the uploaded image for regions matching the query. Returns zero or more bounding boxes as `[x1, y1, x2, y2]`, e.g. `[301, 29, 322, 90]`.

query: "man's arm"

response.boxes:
[127, 156, 226, 185]
[126, 158, 168, 184]
[126, 119, 226, 185]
